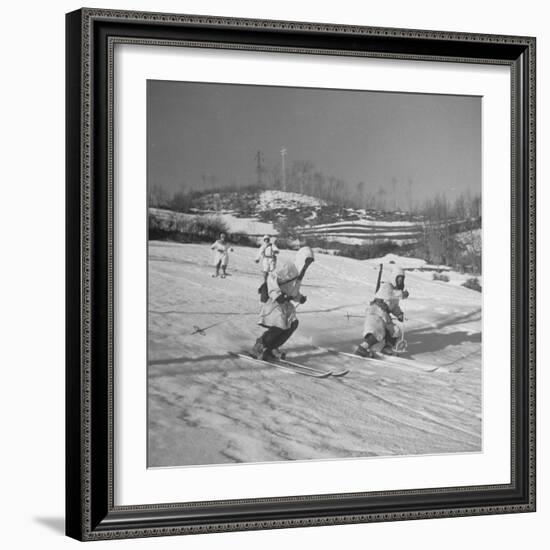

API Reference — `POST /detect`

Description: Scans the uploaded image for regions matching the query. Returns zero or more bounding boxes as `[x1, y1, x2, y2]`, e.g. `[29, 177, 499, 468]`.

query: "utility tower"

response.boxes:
[255, 150, 264, 187]
[280, 147, 287, 192]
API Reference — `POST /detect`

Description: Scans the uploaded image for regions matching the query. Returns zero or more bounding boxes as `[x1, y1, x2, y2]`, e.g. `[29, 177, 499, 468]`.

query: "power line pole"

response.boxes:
[280, 147, 287, 192]
[255, 150, 264, 187]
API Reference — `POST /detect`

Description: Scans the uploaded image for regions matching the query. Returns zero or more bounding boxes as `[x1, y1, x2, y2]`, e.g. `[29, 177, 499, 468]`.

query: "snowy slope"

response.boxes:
[363, 254, 427, 269]
[215, 213, 276, 236]
[363, 254, 482, 287]
[150, 207, 277, 237]
[148, 241, 482, 467]
[257, 190, 326, 210]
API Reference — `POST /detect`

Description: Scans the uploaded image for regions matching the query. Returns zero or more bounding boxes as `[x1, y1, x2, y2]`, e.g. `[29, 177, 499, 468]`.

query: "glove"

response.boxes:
[276, 294, 288, 304]
[299, 295, 307, 304]
[402, 290, 409, 299]
[397, 313, 404, 322]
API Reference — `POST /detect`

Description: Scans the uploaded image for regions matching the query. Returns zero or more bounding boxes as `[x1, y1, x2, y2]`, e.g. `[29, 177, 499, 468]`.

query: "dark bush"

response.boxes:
[298, 237, 401, 260]
[149, 212, 230, 243]
[462, 277, 482, 292]
[433, 272, 450, 282]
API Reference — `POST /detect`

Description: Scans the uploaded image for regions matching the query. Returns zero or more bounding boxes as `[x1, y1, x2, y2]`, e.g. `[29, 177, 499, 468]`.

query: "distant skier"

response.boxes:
[255, 235, 280, 282]
[252, 246, 315, 360]
[354, 264, 409, 358]
[210, 232, 233, 278]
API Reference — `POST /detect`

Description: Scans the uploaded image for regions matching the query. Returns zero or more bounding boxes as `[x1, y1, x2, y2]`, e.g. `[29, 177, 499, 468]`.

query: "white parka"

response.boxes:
[210, 239, 232, 266]
[363, 265, 405, 341]
[258, 247, 314, 330]
[256, 239, 279, 273]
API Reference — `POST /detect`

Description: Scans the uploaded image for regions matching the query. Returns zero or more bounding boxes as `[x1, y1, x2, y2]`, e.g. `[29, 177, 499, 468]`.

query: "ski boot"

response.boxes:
[381, 344, 396, 356]
[270, 348, 287, 360]
[251, 338, 273, 361]
[354, 342, 376, 358]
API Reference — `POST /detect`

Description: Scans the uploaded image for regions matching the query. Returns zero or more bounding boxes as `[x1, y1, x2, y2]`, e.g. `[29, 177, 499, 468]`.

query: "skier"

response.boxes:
[255, 235, 280, 282]
[354, 264, 409, 358]
[252, 246, 315, 360]
[210, 232, 234, 278]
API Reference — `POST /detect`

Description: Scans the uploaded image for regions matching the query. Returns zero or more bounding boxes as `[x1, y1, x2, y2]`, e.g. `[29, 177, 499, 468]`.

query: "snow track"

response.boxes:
[148, 241, 482, 467]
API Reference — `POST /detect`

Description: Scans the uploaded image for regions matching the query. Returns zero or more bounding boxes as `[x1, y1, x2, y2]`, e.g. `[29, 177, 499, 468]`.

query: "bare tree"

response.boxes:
[292, 160, 314, 195]
[148, 184, 170, 208]
[356, 181, 366, 208]
[254, 150, 265, 187]
[376, 187, 387, 211]
[313, 172, 325, 199]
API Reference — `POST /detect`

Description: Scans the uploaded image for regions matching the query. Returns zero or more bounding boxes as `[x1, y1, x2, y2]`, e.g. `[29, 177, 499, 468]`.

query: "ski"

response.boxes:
[369, 351, 459, 373]
[229, 352, 332, 378]
[369, 352, 441, 372]
[278, 357, 349, 378]
[317, 346, 445, 373]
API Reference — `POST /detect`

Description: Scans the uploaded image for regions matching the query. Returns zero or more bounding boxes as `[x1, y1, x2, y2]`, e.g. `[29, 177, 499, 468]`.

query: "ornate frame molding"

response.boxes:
[66, 8, 536, 541]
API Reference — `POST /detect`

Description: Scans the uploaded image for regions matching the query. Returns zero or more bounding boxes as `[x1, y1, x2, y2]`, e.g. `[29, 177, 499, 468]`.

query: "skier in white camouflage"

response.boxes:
[354, 264, 409, 358]
[210, 232, 233, 278]
[255, 235, 280, 282]
[252, 246, 315, 361]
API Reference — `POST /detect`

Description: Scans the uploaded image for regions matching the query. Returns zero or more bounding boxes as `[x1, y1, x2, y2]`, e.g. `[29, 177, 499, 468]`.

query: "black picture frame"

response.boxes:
[66, 8, 536, 541]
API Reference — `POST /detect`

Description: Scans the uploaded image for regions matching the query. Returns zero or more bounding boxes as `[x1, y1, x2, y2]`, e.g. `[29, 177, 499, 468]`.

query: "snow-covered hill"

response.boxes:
[150, 189, 328, 238]
[151, 189, 480, 251]
[256, 190, 326, 210]
[148, 241, 482, 467]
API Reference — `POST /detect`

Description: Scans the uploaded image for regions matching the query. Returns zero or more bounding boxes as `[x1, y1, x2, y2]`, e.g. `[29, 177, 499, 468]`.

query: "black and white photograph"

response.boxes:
[147, 80, 483, 468]
[58, 3, 538, 543]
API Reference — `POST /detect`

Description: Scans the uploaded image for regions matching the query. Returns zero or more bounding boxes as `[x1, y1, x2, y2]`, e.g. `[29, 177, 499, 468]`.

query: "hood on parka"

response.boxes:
[382, 264, 405, 285]
[275, 247, 315, 284]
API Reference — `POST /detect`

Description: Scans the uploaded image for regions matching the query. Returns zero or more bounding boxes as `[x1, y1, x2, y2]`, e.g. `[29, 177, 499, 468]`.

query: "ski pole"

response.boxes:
[345, 312, 363, 321]
[189, 311, 258, 336]
[375, 263, 383, 293]
[393, 320, 408, 353]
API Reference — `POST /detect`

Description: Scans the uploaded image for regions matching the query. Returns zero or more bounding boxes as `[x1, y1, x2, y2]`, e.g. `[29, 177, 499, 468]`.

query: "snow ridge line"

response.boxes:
[359, 385, 481, 441]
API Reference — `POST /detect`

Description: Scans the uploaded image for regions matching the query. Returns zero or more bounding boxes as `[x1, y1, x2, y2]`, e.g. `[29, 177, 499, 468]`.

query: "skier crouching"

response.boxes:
[355, 265, 409, 358]
[252, 247, 315, 361]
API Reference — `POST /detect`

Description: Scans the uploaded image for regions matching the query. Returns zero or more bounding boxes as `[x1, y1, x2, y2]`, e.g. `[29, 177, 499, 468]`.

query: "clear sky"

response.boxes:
[147, 80, 481, 205]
